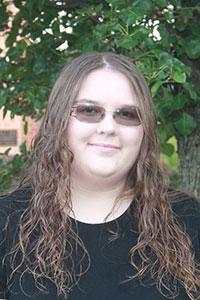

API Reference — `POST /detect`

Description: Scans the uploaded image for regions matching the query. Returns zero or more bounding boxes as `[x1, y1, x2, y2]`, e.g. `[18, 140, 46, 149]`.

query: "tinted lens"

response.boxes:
[72, 104, 141, 126]
[114, 107, 141, 126]
[75, 104, 104, 123]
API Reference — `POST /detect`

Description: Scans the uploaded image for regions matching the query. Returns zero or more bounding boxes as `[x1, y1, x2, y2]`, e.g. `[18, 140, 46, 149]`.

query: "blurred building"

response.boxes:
[0, 111, 39, 155]
[0, 2, 39, 156]
[0, 111, 23, 155]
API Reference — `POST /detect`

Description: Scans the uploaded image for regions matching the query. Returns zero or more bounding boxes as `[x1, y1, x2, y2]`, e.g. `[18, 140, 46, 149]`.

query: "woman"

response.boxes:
[0, 52, 199, 300]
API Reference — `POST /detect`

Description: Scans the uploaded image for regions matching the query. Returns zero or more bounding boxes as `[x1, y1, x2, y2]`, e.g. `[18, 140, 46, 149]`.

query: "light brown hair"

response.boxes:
[7, 52, 200, 299]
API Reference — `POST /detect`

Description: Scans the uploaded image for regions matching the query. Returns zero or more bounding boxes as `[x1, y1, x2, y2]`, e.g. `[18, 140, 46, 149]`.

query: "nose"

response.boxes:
[96, 112, 117, 135]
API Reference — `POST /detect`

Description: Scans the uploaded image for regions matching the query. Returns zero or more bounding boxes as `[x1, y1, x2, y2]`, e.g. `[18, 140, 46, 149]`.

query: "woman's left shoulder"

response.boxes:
[168, 190, 200, 262]
[169, 190, 200, 234]
[170, 190, 200, 217]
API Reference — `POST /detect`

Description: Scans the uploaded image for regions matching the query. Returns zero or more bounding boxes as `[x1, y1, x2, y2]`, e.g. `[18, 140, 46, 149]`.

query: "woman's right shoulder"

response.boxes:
[0, 186, 32, 222]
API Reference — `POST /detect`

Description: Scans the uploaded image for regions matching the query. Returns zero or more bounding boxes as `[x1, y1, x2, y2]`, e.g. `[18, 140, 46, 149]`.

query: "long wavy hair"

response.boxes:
[7, 52, 200, 299]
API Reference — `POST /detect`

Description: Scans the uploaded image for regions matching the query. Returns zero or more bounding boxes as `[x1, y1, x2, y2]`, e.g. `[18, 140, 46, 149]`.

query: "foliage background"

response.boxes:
[0, 0, 200, 196]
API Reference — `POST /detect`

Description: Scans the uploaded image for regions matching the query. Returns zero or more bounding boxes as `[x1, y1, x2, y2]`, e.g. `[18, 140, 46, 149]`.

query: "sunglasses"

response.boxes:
[70, 103, 141, 126]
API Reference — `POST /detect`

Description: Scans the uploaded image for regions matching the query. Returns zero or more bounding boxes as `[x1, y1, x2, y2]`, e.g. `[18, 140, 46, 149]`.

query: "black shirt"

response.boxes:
[0, 188, 200, 300]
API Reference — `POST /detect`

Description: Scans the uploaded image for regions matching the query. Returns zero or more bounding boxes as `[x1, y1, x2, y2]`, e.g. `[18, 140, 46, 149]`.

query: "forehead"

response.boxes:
[76, 68, 138, 106]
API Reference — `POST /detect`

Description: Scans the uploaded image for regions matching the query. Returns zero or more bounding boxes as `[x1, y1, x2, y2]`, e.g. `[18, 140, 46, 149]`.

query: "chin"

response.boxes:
[90, 170, 115, 177]
[89, 168, 123, 179]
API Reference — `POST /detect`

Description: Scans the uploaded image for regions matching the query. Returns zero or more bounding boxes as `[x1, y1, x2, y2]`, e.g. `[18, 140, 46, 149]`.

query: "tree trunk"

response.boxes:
[177, 107, 200, 199]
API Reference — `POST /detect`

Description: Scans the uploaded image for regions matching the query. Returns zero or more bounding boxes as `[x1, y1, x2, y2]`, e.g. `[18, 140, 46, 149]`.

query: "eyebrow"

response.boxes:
[74, 99, 139, 108]
[74, 99, 100, 104]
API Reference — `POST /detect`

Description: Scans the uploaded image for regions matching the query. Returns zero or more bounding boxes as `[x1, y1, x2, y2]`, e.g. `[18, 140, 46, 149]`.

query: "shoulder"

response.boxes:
[0, 186, 32, 226]
[0, 186, 32, 256]
[0, 188, 32, 297]
[169, 190, 200, 223]
[0, 186, 32, 207]
[169, 190, 200, 259]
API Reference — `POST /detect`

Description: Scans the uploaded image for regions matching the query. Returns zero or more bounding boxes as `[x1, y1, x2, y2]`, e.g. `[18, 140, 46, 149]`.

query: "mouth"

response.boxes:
[88, 143, 120, 150]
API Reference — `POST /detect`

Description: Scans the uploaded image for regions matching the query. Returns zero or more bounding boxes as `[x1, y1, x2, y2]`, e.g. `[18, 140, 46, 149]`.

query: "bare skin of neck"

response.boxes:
[69, 179, 132, 224]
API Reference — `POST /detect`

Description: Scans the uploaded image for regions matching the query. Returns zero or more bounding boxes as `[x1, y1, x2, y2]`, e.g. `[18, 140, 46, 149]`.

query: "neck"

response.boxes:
[69, 178, 132, 224]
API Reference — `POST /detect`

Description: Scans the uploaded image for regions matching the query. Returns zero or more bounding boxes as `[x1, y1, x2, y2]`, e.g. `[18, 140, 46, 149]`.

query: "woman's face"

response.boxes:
[67, 68, 144, 186]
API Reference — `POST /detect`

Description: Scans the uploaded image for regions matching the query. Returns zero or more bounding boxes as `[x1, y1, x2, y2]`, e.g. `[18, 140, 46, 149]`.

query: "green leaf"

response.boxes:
[6, 30, 17, 47]
[33, 98, 45, 109]
[180, 8, 193, 19]
[161, 137, 179, 173]
[191, 24, 200, 37]
[17, 39, 28, 50]
[175, 21, 187, 32]
[158, 123, 175, 144]
[115, 37, 139, 49]
[0, 90, 7, 107]
[162, 142, 175, 157]
[174, 113, 197, 135]
[151, 80, 163, 97]
[0, 3, 9, 28]
[14, 0, 22, 8]
[33, 56, 46, 74]
[94, 3, 103, 13]
[132, 0, 154, 14]
[171, 95, 188, 111]
[158, 24, 170, 47]
[183, 83, 198, 101]
[184, 39, 200, 59]
[171, 71, 186, 83]
[19, 142, 27, 154]
[159, 52, 173, 68]
[95, 24, 107, 40]
[23, 119, 28, 135]
[153, 0, 167, 7]
[108, 0, 121, 4]
[120, 8, 138, 25]
[37, 0, 46, 11]
[52, 22, 60, 37]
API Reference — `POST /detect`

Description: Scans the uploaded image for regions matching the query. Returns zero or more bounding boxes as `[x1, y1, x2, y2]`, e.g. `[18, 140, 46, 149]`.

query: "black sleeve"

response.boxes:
[0, 188, 31, 299]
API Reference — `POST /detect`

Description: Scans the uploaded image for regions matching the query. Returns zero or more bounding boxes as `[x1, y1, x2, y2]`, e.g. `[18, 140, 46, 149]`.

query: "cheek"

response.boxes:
[67, 120, 95, 149]
[125, 126, 144, 148]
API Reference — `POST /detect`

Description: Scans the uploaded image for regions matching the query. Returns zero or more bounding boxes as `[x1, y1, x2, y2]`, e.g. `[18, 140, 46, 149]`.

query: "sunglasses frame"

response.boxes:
[70, 103, 142, 127]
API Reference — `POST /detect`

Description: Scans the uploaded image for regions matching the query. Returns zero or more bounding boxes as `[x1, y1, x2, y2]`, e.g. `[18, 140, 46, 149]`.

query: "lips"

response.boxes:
[88, 143, 120, 150]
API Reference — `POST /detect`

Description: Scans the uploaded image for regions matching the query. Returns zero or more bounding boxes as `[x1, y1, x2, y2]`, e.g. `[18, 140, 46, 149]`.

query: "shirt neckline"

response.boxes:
[69, 206, 131, 227]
